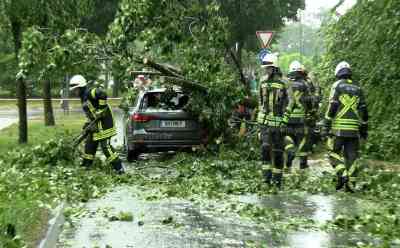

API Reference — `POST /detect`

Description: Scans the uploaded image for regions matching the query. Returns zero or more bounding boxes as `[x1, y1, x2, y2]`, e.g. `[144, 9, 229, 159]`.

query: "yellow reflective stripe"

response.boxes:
[298, 137, 306, 151]
[329, 152, 344, 163]
[348, 163, 358, 176]
[91, 88, 97, 99]
[336, 94, 359, 119]
[82, 153, 94, 160]
[332, 126, 359, 131]
[99, 99, 107, 105]
[285, 136, 294, 144]
[87, 101, 96, 115]
[348, 176, 357, 182]
[93, 128, 117, 140]
[271, 83, 284, 89]
[262, 164, 272, 170]
[297, 152, 308, 157]
[285, 144, 295, 151]
[265, 121, 281, 127]
[272, 168, 282, 173]
[96, 129, 117, 137]
[106, 152, 119, 163]
[335, 164, 346, 173]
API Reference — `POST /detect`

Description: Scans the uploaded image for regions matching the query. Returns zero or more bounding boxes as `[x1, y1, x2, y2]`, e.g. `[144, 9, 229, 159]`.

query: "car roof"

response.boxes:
[144, 87, 183, 93]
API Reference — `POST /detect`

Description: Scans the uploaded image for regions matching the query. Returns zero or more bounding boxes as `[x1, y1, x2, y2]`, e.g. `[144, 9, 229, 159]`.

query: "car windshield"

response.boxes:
[141, 92, 189, 111]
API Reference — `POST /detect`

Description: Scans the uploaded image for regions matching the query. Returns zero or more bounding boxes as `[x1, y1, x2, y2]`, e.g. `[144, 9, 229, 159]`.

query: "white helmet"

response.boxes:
[335, 61, 351, 77]
[289, 60, 304, 73]
[261, 53, 278, 68]
[69, 75, 87, 90]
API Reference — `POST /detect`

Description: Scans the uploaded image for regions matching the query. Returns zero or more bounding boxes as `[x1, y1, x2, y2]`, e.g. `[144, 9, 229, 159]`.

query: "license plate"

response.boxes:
[161, 120, 186, 128]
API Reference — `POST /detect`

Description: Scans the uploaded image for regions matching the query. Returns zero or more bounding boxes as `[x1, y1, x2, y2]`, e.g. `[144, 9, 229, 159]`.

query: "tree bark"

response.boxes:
[16, 77, 27, 143]
[43, 79, 55, 126]
[112, 78, 119, 97]
[11, 19, 28, 143]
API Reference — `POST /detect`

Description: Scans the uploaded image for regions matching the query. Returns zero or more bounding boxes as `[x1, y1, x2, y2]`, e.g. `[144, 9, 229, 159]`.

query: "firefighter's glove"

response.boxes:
[360, 123, 368, 140]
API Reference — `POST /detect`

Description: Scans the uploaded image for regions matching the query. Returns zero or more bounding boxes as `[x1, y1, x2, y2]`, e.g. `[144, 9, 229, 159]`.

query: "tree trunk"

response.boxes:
[112, 78, 119, 97]
[16, 77, 28, 143]
[11, 20, 28, 143]
[43, 79, 55, 126]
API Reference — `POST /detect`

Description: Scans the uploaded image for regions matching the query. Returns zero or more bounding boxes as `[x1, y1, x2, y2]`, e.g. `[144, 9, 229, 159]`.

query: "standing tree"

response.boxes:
[0, 0, 93, 143]
[218, 0, 305, 62]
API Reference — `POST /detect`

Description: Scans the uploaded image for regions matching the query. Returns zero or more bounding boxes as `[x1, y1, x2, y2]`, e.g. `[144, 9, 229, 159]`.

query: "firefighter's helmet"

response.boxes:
[335, 61, 351, 78]
[69, 75, 87, 90]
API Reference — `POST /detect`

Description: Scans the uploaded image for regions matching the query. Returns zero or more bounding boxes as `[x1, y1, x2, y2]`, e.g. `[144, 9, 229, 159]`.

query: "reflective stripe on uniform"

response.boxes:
[106, 152, 119, 164]
[271, 83, 284, 89]
[328, 151, 344, 163]
[272, 168, 282, 173]
[347, 163, 359, 177]
[91, 88, 97, 99]
[82, 153, 94, 160]
[335, 164, 346, 174]
[332, 94, 360, 131]
[99, 99, 107, 106]
[262, 164, 272, 170]
[93, 128, 117, 141]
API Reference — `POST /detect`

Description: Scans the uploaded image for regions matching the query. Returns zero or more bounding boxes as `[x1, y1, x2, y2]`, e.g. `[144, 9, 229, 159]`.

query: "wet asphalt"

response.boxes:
[0, 109, 373, 248]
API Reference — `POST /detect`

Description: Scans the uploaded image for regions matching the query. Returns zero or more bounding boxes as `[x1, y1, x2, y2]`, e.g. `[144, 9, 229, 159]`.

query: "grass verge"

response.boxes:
[0, 113, 129, 247]
[0, 98, 121, 110]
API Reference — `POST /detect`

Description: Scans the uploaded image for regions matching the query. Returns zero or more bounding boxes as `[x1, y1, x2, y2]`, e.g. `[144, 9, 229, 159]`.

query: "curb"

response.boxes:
[38, 202, 66, 248]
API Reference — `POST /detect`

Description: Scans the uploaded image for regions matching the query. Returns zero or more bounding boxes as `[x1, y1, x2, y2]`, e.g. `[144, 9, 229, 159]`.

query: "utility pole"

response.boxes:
[299, 9, 304, 64]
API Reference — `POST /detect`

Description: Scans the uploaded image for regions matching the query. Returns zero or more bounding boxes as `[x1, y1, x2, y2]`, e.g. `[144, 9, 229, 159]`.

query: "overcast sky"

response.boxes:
[303, 0, 357, 25]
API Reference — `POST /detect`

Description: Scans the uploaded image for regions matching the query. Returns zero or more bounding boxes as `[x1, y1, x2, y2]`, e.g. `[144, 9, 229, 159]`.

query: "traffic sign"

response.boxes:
[256, 31, 274, 48]
[257, 48, 271, 63]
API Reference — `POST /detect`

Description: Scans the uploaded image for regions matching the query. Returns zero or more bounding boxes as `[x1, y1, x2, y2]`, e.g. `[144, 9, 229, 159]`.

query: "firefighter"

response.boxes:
[69, 75, 125, 174]
[283, 61, 313, 171]
[323, 61, 368, 192]
[257, 54, 288, 188]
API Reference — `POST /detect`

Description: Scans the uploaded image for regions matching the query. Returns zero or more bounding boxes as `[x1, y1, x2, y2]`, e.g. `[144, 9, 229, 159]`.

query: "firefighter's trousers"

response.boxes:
[328, 136, 360, 183]
[261, 127, 285, 187]
[81, 133, 123, 172]
[284, 124, 310, 170]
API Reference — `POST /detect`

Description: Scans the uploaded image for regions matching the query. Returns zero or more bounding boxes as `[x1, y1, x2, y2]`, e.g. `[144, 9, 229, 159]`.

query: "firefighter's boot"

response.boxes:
[336, 175, 346, 191]
[272, 173, 283, 189]
[112, 159, 125, 175]
[264, 169, 273, 185]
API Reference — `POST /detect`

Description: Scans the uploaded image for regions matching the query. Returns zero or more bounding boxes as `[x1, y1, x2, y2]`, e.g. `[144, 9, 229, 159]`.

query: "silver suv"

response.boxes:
[123, 88, 204, 161]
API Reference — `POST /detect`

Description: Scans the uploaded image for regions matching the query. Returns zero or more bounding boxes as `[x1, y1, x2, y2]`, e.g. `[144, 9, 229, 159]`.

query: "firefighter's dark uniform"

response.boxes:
[283, 75, 313, 170]
[325, 78, 368, 191]
[80, 87, 124, 173]
[257, 74, 288, 188]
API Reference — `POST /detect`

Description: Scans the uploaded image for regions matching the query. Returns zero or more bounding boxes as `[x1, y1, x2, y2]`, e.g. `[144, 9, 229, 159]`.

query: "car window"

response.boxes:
[141, 92, 189, 111]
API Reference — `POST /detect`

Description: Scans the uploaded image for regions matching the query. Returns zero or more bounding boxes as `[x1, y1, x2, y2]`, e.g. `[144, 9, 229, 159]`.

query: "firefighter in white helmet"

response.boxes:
[323, 61, 368, 192]
[282, 61, 314, 173]
[69, 75, 125, 174]
[256, 53, 288, 189]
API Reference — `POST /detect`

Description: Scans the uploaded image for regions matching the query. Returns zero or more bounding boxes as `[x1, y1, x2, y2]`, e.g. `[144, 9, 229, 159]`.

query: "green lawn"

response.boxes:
[0, 113, 119, 248]
[0, 98, 121, 110]
[0, 113, 85, 154]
